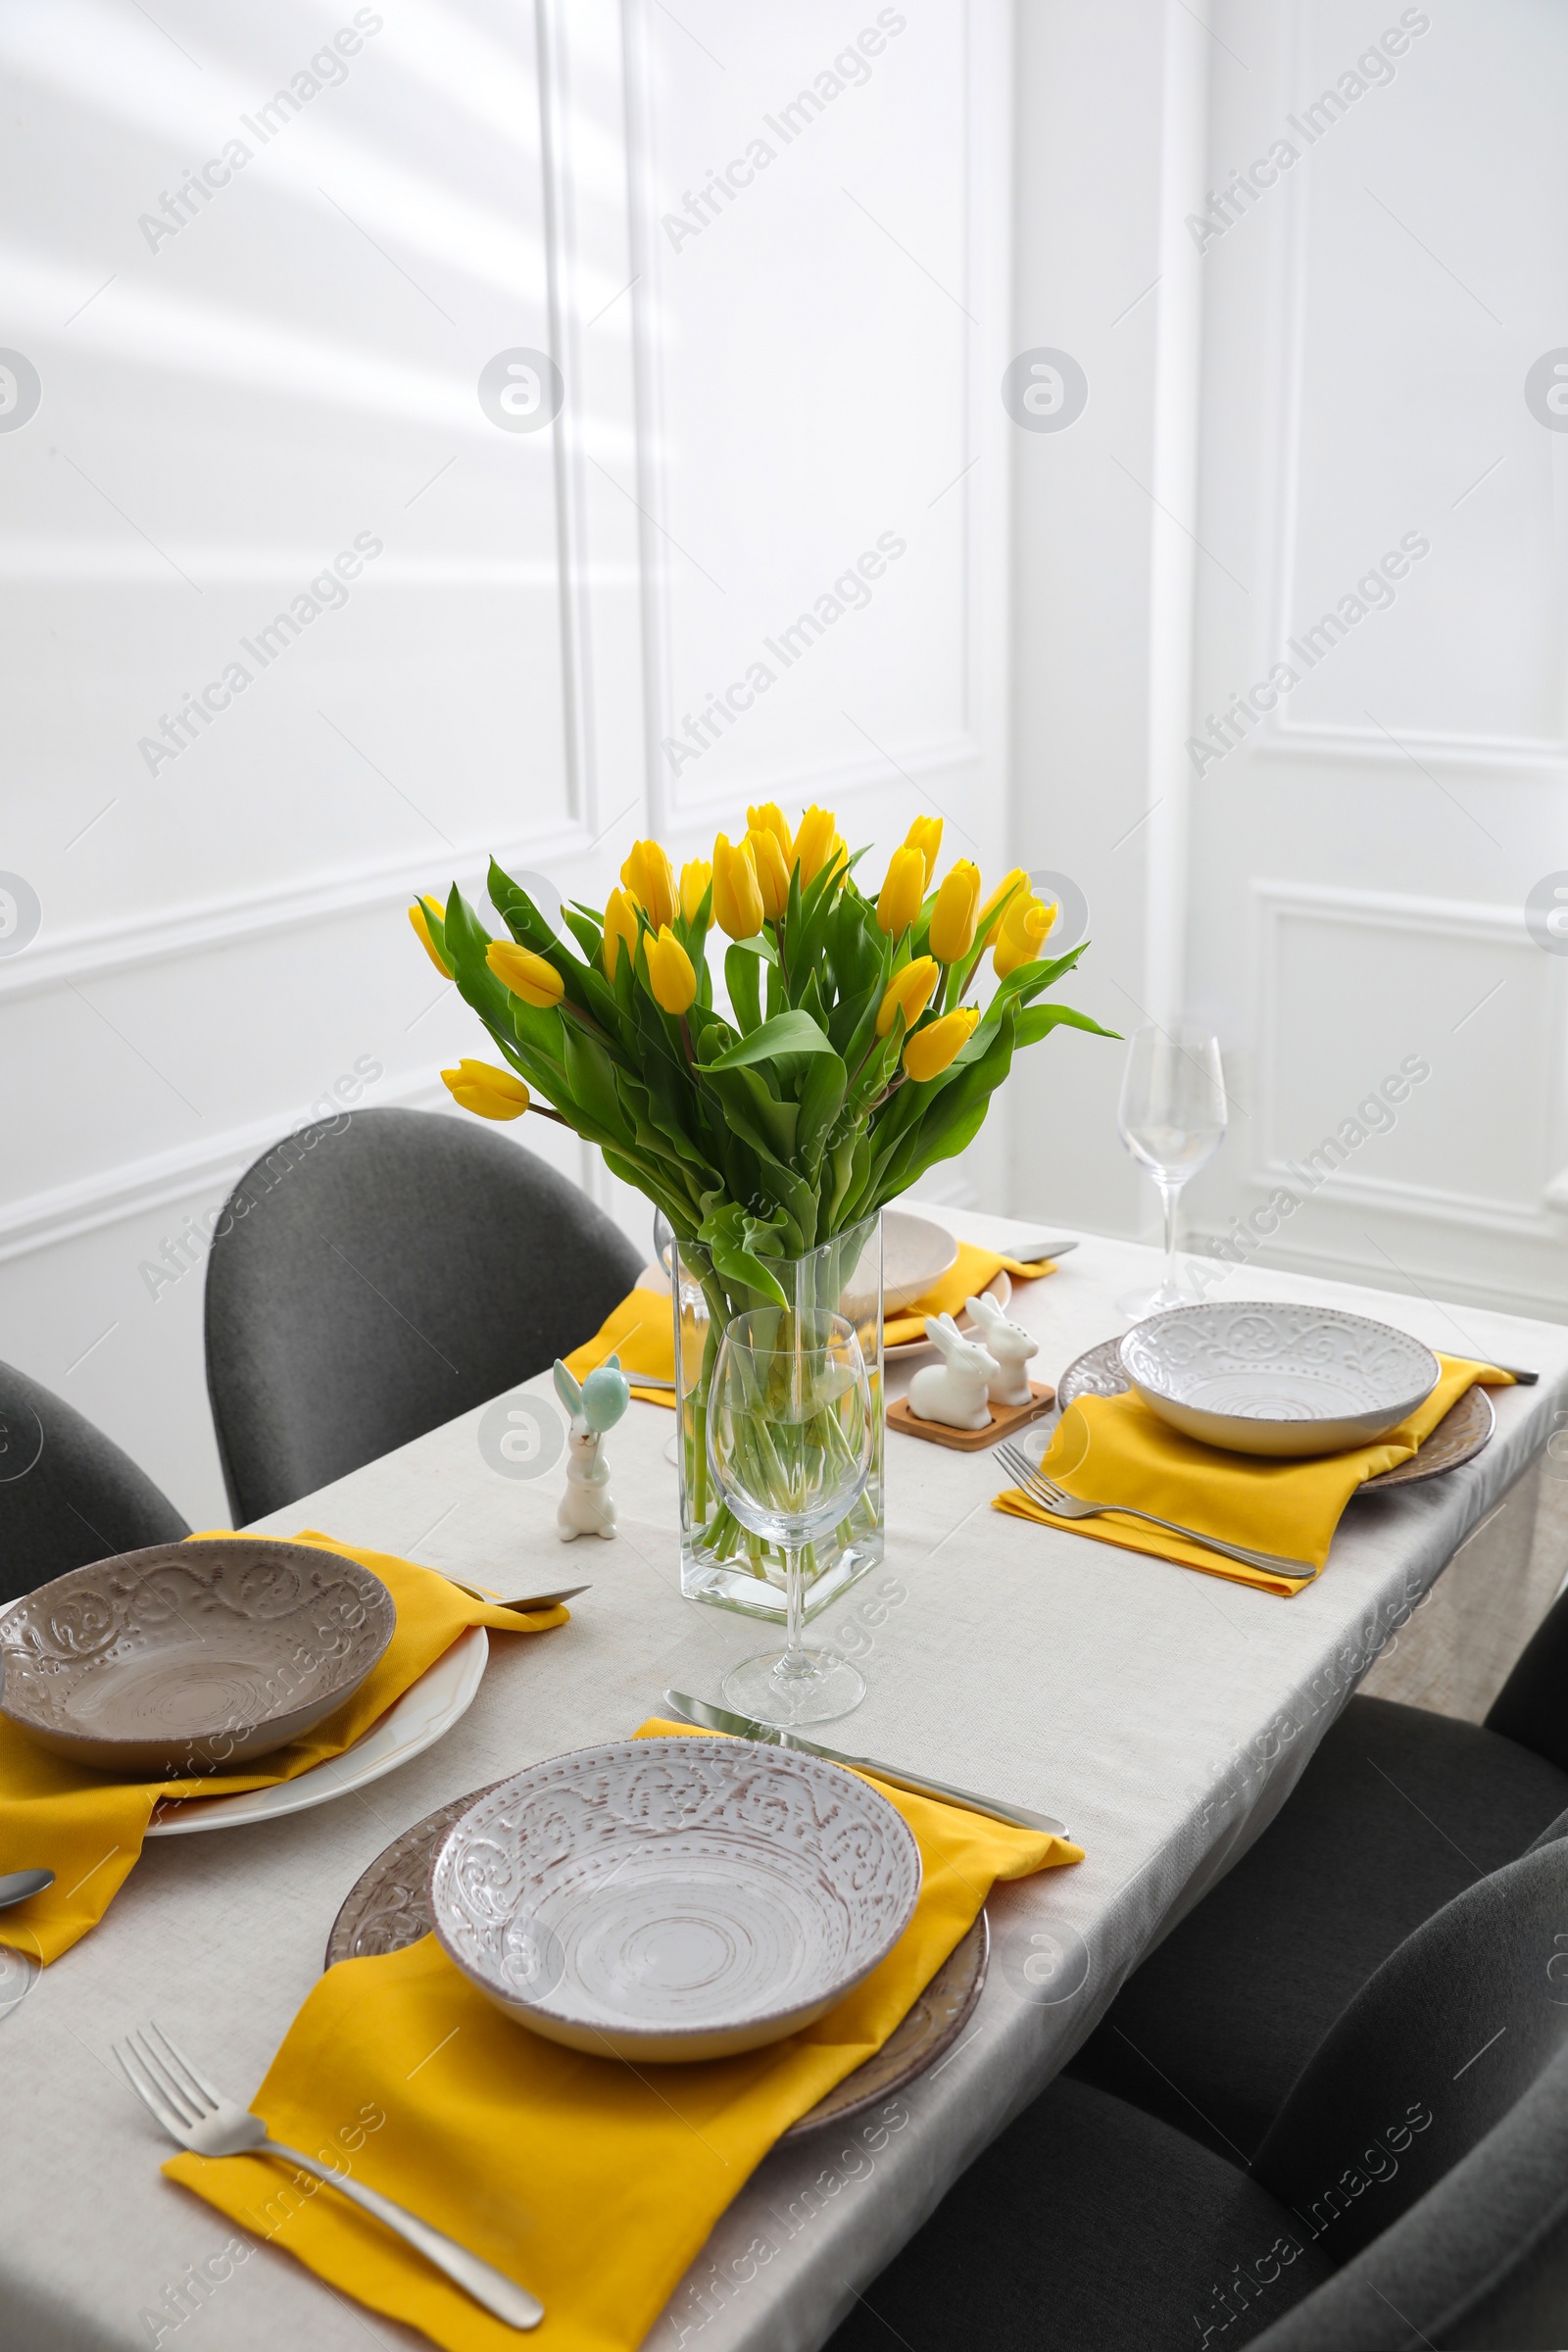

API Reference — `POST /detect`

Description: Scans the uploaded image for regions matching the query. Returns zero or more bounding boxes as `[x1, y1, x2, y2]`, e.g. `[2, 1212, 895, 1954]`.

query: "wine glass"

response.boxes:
[708, 1309, 873, 1728]
[1115, 1025, 1228, 1320]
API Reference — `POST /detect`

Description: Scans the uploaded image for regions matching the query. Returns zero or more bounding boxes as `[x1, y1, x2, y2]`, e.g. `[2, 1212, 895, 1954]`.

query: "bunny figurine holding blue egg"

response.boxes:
[552, 1355, 630, 1541]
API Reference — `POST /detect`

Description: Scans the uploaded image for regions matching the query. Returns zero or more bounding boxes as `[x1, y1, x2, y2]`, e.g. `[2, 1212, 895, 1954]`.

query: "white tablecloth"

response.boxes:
[6, 1218, 1567, 2352]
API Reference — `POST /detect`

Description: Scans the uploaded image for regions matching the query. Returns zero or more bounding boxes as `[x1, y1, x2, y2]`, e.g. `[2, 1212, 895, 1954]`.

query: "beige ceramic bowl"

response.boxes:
[0, 1540, 395, 1777]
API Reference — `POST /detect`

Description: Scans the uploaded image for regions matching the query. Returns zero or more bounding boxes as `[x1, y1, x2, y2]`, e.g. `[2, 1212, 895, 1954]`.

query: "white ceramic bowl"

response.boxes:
[1117, 1303, 1440, 1458]
[881, 1210, 958, 1313]
[428, 1737, 922, 2062]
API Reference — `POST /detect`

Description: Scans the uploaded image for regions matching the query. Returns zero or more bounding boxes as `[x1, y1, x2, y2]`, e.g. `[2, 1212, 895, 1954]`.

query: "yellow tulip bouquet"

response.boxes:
[413, 807, 1110, 1605]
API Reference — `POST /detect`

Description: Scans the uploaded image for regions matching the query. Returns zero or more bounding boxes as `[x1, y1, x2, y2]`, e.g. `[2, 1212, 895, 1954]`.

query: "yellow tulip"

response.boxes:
[645, 924, 697, 1016]
[976, 867, 1027, 950]
[746, 803, 794, 868]
[876, 843, 926, 936]
[620, 838, 676, 932]
[929, 859, 982, 963]
[680, 858, 712, 923]
[711, 833, 763, 939]
[746, 825, 791, 921]
[441, 1059, 530, 1121]
[795, 805, 843, 885]
[603, 886, 641, 980]
[903, 1005, 979, 1083]
[409, 897, 450, 977]
[905, 814, 944, 887]
[993, 892, 1058, 978]
[486, 940, 564, 1008]
[875, 956, 940, 1038]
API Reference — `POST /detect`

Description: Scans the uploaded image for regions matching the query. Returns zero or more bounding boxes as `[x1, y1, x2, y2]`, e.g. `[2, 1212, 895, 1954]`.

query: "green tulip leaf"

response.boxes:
[704, 1009, 838, 1071]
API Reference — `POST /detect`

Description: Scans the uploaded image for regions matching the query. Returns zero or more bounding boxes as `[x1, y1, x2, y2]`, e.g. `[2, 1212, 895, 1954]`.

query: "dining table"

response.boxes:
[5, 1209, 1568, 2352]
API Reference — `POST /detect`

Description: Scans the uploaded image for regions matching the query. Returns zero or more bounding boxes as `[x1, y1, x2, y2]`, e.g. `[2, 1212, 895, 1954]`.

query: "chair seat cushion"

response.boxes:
[827, 2076, 1334, 2352]
[1069, 1694, 1568, 2163]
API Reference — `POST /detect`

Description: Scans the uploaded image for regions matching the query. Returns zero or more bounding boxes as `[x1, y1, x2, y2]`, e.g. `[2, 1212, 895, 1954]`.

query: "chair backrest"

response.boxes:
[1249, 2036, 1568, 2349]
[0, 1359, 189, 1601]
[1485, 1577, 1568, 1774]
[204, 1107, 646, 1525]
[1250, 1838, 1568, 2277]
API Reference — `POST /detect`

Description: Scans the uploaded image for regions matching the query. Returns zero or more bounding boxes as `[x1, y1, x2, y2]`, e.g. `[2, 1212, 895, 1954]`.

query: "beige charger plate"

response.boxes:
[325, 1787, 988, 2135]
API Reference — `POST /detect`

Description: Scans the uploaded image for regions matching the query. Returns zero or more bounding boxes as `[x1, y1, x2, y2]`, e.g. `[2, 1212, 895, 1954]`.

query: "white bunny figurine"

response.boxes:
[964, 1293, 1040, 1408]
[552, 1356, 629, 1541]
[907, 1314, 1001, 1431]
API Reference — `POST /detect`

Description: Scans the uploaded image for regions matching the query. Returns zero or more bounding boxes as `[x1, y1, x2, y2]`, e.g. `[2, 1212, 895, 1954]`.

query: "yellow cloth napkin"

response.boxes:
[884, 1238, 1057, 1348]
[563, 1285, 677, 1407]
[164, 1718, 1082, 2352]
[573, 1247, 1061, 1396]
[994, 1353, 1514, 1596]
[0, 1533, 567, 1965]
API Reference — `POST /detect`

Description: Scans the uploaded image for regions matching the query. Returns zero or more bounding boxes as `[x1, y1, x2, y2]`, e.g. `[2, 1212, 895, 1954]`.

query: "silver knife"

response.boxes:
[1007, 1238, 1079, 1261]
[662, 1690, 1069, 1839]
[444, 1578, 592, 1611]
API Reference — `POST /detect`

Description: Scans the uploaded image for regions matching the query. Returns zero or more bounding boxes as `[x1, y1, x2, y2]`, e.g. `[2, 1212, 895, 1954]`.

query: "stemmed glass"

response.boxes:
[708, 1309, 873, 1728]
[1116, 1025, 1228, 1320]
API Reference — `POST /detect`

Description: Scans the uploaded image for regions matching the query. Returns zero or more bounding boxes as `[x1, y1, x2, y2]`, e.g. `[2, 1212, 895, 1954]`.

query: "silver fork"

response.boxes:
[115, 2023, 543, 2331]
[994, 1444, 1317, 1582]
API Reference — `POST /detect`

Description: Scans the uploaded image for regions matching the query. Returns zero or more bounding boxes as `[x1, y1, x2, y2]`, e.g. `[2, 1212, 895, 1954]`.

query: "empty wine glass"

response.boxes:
[708, 1309, 873, 1728]
[1116, 1025, 1228, 1320]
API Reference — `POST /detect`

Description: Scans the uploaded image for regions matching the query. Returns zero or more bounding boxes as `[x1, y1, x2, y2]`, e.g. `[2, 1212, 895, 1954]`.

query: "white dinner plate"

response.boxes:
[884, 1269, 1011, 1362]
[144, 1626, 488, 1838]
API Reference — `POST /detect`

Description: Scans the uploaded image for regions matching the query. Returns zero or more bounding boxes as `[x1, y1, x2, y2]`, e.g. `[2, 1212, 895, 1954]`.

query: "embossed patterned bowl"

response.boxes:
[428, 1737, 922, 2062]
[0, 1541, 396, 1776]
[1117, 1304, 1440, 1458]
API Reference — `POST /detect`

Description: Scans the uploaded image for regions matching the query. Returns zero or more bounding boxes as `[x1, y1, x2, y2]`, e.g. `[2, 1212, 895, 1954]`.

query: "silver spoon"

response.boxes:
[0, 1868, 54, 1909]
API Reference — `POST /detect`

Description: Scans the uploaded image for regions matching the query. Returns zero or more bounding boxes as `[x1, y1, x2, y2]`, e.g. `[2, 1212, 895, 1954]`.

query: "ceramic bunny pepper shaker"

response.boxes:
[963, 1292, 1041, 1407]
[906, 1314, 1002, 1431]
[552, 1355, 630, 1541]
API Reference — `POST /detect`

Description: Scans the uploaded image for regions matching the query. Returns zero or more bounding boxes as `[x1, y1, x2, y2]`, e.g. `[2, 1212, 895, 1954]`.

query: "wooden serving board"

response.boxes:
[887, 1382, 1056, 1452]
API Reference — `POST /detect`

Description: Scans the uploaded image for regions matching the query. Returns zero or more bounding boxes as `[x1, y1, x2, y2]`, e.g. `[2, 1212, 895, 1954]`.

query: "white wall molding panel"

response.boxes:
[0, 0, 1016, 1522]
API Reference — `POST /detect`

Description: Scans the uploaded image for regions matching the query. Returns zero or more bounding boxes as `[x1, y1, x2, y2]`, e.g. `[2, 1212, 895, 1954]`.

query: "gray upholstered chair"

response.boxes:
[0, 1358, 189, 1602]
[203, 1107, 645, 1526]
[1068, 1589, 1568, 2163]
[828, 1838, 1568, 2352]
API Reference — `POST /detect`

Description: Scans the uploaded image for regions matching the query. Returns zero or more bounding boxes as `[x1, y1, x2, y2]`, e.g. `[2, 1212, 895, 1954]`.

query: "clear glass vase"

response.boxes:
[673, 1210, 883, 1621]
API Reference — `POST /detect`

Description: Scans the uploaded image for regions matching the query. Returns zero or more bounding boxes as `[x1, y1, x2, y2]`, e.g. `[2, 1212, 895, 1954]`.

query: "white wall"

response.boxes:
[1005, 0, 1198, 1235]
[1008, 0, 1568, 1325]
[0, 0, 1017, 1527]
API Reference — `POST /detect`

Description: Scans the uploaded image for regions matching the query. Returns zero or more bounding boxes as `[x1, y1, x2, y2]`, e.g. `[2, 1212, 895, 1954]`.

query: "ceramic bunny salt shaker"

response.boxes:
[906, 1314, 1001, 1431]
[552, 1356, 630, 1541]
[964, 1292, 1040, 1408]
